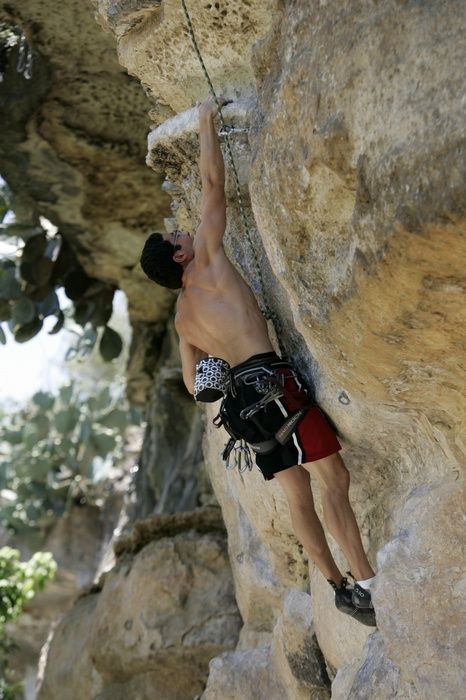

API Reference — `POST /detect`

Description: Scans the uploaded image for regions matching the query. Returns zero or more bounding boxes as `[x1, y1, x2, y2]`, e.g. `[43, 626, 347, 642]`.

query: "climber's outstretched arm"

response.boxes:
[179, 336, 207, 394]
[196, 98, 228, 257]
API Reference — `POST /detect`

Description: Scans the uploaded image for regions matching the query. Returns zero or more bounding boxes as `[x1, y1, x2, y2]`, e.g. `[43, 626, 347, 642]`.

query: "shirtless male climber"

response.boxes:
[140, 97, 376, 626]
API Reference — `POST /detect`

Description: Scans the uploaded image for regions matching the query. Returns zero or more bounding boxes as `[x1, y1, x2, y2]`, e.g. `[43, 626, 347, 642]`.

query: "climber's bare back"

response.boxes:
[174, 241, 273, 366]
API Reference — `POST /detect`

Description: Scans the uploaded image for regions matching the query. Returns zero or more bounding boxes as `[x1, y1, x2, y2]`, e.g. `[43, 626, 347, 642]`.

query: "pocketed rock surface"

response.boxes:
[202, 591, 330, 700]
[37, 508, 241, 699]
[1, 0, 465, 698]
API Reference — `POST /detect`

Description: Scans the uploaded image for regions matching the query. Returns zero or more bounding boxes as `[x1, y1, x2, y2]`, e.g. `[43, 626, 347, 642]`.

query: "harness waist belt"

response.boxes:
[232, 362, 292, 383]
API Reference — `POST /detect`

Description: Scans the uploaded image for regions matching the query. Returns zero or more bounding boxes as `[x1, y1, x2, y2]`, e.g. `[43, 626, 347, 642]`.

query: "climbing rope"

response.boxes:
[179, 0, 285, 357]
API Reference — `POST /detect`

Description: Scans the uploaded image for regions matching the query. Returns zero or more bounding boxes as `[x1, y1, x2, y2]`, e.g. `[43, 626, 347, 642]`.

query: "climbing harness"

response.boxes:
[179, 0, 285, 358]
[212, 358, 313, 473]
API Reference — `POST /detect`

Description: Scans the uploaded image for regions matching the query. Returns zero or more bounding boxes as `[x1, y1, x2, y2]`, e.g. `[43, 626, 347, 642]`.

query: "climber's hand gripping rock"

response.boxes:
[198, 95, 232, 119]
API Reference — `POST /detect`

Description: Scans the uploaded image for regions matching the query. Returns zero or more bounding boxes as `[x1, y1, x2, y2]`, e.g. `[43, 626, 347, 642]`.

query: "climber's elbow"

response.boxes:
[182, 369, 195, 396]
[201, 171, 225, 190]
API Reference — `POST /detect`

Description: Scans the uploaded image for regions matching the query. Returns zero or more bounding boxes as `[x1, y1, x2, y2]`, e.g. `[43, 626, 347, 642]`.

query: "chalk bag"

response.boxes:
[194, 357, 231, 402]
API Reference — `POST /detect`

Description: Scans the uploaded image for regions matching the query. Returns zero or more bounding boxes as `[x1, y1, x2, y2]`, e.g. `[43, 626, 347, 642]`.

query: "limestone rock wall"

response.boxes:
[202, 590, 330, 700]
[131, 318, 214, 519]
[0, 0, 173, 403]
[91, 0, 465, 697]
[1, 0, 465, 698]
[37, 507, 242, 699]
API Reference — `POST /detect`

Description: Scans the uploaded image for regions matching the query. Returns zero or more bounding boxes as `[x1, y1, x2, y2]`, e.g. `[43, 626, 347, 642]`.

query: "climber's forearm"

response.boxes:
[199, 112, 225, 187]
[197, 98, 227, 254]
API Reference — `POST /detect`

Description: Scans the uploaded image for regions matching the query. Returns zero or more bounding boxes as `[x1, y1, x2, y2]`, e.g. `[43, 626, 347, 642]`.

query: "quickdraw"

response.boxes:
[224, 438, 254, 473]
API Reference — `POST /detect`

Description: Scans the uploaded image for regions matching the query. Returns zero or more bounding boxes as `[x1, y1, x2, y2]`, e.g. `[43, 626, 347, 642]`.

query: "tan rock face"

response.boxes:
[202, 590, 330, 700]
[331, 633, 402, 700]
[0, 0, 173, 401]
[1, 0, 171, 302]
[252, 2, 464, 687]
[3, 0, 465, 697]
[38, 509, 241, 699]
[93, 0, 465, 696]
[270, 590, 330, 698]
[94, 0, 277, 114]
[37, 594, 104, 700]
[372, 479, 466, 697]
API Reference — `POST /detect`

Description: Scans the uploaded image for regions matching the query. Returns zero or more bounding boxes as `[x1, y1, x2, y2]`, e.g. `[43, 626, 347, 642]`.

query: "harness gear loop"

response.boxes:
[180, 0, 286, 358]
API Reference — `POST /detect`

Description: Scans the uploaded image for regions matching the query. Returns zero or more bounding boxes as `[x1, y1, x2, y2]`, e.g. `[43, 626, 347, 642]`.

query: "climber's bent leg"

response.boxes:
[272, 464, 343, 584]
[302, 452, 375, 581]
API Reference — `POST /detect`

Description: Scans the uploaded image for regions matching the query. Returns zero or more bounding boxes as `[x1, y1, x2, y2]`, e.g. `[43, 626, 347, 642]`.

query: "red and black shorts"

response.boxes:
[221, 352, 341, 481]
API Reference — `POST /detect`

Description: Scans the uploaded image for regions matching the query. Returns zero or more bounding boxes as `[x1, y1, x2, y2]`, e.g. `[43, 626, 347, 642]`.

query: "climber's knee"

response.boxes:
[303, 452, 350, 496]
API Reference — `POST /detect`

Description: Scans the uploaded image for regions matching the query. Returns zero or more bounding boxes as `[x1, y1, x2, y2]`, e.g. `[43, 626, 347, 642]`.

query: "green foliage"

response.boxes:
[11, 296, 35, 325]
[0, 188, 8, 224]
[0, 210, 123, 361]
[0, 547, 56, 625]
[0, 546, 56, 700]
[99, 325, 123, 362]
[12, 316, 43, 343]
[0, 267, 21, 300]
[0, 384, 141, 536]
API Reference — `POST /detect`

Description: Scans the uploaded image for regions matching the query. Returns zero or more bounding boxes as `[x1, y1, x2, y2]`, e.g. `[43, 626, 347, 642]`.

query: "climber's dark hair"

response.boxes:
[140, 232, 183, 290]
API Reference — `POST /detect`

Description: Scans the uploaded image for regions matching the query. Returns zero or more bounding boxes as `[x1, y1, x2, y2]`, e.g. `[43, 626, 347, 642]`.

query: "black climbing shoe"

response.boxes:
[330, 577, 353, 614]
[346, 571, 376, 613]
[328, 577, 377, 627]
[352, 583, 374, 610]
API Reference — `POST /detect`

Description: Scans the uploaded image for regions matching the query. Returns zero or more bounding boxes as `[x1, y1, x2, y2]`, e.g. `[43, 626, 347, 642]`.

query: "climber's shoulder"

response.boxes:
[191, 239, 237, 282]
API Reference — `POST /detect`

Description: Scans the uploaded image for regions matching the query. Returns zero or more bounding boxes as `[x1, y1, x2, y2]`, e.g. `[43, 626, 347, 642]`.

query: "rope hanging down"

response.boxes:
[179, 0, 285, 354]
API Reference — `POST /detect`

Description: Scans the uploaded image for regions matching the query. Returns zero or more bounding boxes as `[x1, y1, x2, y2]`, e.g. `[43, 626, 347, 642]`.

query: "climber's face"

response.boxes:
[168, 230, 194, 265]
